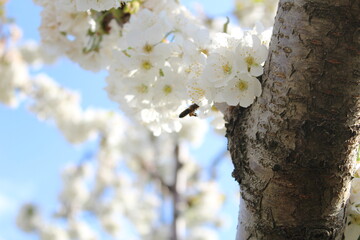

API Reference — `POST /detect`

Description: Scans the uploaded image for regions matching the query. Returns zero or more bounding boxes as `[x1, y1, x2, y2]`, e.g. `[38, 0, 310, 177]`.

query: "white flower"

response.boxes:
[236, 34, 268, 77]
[38, 7, 69, 59]
[180, 40, 207, 81]
[54, 0, 77, 12]
[16, 204, 41, 232]
[351, 178, 360, 203]
[152, 66, 187, 105]
[123, 9, 172, 43]
[29, 74, 102, 143]
[186, 79, 207, 105]
[19, 41, 57, 67]
[40, 225, 68, 240]
[75, 0, 125, 12]
[107, 71, 155, 107]
[37, 0, 121, 72]
[234, 0, 278, 28]
[115, 49, 166, 76]
[345, 202, 360, 240]
[201, 49, 237, 88]
[140, 106, 183, 136]
[68, 220, 97, 240]
[210, 32, 241, 51]
[0, 48, 29, 107]
[220, 73, 262, 107]
[345, 221, 360, 240]
[100, 214, 121, 235]
[250, 22, 273, 47]
[348, 202, 360, 218]
[142, 0, 181, 14]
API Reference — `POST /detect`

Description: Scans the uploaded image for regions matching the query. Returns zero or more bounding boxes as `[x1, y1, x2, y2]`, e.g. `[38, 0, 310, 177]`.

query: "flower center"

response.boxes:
[236, 80, 248, 91]
[136, 84, 148, 94]
[199, 48, 209, 56]
[211, 105, 218, 112]
[141, 60, 152, 70]
[245, 56, 255, 66]
[188, 85, 205, 102]
[163, 85, 172, 95]
[143, 44, 153, 54]
[222, 63, 232, 75]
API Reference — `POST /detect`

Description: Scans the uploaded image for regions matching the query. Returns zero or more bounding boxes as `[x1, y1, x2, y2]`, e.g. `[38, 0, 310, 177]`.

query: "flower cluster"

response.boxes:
[34, 0, 128, 71]
[0, 24, 226, 239]
[34, 0, 271, 136]
[0, 24, 29, 107]
[105, 2, 270, 135]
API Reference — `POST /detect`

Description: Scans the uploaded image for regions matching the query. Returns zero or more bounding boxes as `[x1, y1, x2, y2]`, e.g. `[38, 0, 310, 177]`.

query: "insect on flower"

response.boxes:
[179, 103, 199, 118]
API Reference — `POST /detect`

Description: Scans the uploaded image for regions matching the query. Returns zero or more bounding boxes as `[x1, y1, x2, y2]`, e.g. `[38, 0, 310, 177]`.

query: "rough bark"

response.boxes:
[226, 0, 360, 239]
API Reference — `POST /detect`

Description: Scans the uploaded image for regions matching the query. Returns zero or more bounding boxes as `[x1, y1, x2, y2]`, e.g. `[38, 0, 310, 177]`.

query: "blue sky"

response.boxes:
[0, 0, 238, 239]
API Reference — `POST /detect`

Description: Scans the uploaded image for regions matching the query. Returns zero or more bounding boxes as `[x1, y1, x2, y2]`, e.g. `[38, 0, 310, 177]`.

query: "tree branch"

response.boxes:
[227, 0, 360, 239]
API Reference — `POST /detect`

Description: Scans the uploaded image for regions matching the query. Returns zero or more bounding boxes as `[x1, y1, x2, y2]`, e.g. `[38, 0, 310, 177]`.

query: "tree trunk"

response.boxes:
[226, 0, 360, 239]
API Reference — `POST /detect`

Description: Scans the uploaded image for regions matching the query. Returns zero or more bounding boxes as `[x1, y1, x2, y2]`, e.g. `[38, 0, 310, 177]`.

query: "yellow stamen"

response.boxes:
[211, 105, 219, 112]
[136, 84, 148, 94]
[222, 63, 232, 75]
[199, 48, 209, 56]
[236, 80, 248, 91]
[163, 85, 172, 95]
[245, 56, 255, 66]
[143, 44, 153, 53]
[141, 60, 152, 70]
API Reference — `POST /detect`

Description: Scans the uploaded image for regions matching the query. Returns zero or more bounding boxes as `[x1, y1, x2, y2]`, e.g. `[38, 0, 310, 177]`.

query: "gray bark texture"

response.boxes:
[225, 0, 360, 239]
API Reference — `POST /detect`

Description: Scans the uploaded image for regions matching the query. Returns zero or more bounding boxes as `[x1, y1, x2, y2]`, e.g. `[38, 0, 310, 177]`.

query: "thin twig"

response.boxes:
[210, 148, 229, 179]
[171, 144, 181, 240]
